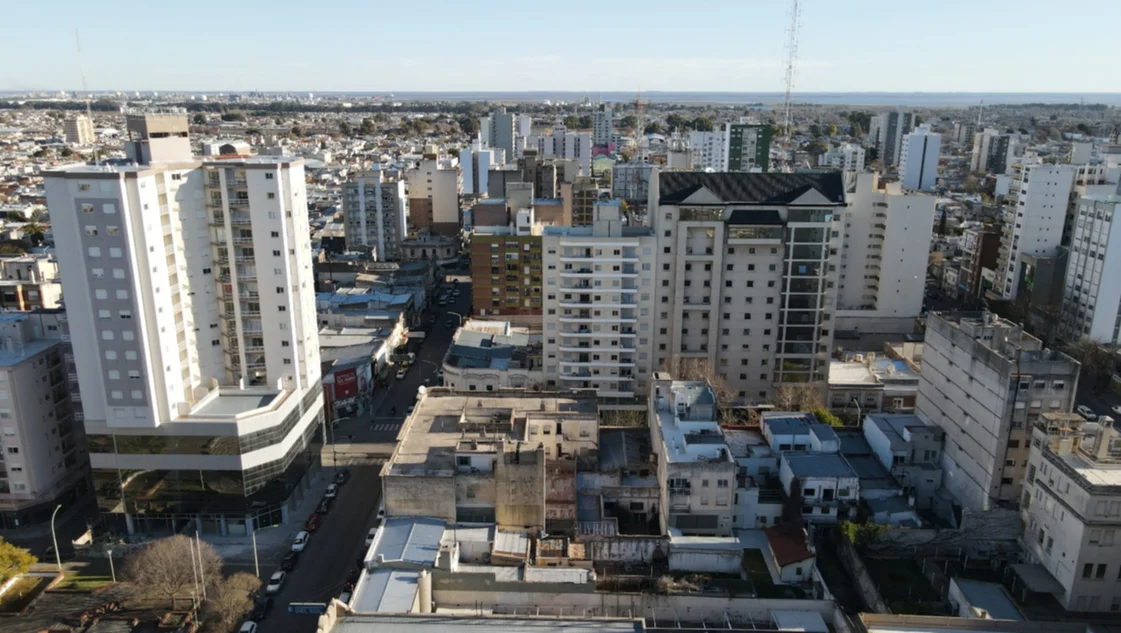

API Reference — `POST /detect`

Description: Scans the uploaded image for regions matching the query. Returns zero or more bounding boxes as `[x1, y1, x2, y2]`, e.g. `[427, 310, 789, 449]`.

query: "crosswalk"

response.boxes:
[371, 423, 399, 432]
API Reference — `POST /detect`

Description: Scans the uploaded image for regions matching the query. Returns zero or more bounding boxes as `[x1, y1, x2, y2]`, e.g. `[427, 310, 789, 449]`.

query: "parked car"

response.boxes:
[1112, 405, 1121, 418]
[339, 590, 352, 604]
[291, 530, 309, 552]
[305, 513, 322, 532]
[395, 369, 407, 380]
[334, 469, 350, 485]
[406, 404, 415, 415]
[250, 597, 273, 621]
[445, 319, 454, 328]
[264, 571, 286, 595]
[325, 483, 339, 499]
[280, 552, 299, 572]
[317, 499, 331, 514]
[1077, 405, 1098, 421]
[239, 622, 258, 633]
[365, 527, 378, 546]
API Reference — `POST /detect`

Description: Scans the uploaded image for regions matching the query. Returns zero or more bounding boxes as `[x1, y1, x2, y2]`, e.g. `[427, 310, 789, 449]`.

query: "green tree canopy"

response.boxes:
[0, 539, 36, 584]
[192, 113, 207, 125]
[690, 117, 714, 132]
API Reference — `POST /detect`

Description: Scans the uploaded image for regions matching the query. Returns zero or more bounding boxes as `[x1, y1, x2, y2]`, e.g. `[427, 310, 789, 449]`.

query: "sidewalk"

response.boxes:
[205, 467, 333, 563]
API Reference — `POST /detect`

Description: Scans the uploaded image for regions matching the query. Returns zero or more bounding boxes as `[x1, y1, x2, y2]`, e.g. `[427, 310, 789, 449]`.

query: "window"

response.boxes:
[109, 247, 122, 258]
[278, 306, 287, 312]
[101, 330, 114, 341]
[128, 370, 141, 380]
[88, 247, 101, 257]
[119, 310, 132, 319]
[81, 203, 94, 213]
[131, 390, 143, 400]
[107, 226, 120, 236]
[283, 359, 292, 365]
[110, 390, 123, 400]
[85, 226, 98, 236]
[98, 310, 111, 319]
[265, 173, 274, 180]
[267, 192, 276, 199]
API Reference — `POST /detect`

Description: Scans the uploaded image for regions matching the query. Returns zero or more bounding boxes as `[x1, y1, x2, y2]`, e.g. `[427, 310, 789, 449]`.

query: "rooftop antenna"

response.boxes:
[74, 28, 99, 164]
[976, 99, 984, 128]
[779, 0, 801, 173]
[633, 87, 648, 163]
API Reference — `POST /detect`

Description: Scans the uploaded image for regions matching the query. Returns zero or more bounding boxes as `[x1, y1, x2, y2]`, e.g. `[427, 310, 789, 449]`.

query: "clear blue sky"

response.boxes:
[2, 0, 1118, 93]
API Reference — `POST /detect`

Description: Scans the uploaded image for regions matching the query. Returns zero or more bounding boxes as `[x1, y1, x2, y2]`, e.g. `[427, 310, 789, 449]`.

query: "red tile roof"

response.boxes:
[764, 522, 814, 567]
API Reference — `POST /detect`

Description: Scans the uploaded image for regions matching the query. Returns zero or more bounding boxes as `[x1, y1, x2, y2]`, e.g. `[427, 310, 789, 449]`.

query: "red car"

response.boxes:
[305, 513, 322, 532]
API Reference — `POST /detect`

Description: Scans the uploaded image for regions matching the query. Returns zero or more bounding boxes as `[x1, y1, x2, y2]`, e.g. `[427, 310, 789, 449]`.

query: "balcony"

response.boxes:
[559, 314, 637, 324]
[559, 299, 636, 309]
[561, 329, 637, 338]
[560, 266, 638, 278]
[559, 251, 638, 263]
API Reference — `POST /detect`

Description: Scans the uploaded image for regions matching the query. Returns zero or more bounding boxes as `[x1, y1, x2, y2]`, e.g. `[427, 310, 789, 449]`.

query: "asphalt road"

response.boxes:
[253, 274, 470, 632]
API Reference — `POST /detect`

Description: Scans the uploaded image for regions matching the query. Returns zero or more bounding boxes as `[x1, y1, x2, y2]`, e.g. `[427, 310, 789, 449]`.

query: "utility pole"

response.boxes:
[779, 0, 802, 172]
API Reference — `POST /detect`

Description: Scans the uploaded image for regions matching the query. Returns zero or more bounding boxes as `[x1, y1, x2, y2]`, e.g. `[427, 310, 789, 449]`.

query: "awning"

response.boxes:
[1010, 563, 1065, 595]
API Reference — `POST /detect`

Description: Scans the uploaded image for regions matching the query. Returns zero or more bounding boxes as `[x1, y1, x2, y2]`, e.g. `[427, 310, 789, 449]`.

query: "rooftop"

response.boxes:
[0, 335, 60, 368]
[351, 568, 420, 614]
[653, 381, 731, 465]
[866, 414, 941, 451]
[385, 391, 597, 476]
[331, 614, 643, 632]
[658, 171, 846, 205]
[952, 578, 1025, 621]
[365, 517, 446, 568]
[190, 388, 280, 417]
[444, 328, 532, 371]
[828, 362, 881, 387]
[783, 452, 857, 479]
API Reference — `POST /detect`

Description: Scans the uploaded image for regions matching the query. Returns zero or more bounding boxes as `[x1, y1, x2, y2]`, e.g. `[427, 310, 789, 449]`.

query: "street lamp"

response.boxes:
[251, 524, 280, 578]
[107, 548, 116, 584]
[50, 504, 63, 571]
[448, 312, 464, 328]
[851, 398, 863, 423]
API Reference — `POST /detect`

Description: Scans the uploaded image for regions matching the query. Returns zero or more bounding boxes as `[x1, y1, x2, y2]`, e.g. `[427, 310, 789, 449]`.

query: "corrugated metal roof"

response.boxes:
[332, 615, 644, 632]
[352, 568, 419, 614]
[492, 530, 530, 559]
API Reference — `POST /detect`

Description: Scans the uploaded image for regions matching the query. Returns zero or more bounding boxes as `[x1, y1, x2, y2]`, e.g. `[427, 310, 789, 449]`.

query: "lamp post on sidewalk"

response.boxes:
[448, 312, 464, 328]
[252, 524, 280, 579]
[107, 548, 116, 584]
[50, 504, 63, 571]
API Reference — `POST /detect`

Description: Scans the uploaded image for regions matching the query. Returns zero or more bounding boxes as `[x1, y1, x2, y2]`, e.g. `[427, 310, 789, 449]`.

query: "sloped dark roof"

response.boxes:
[727, 209, 784, 225]
[658, 172, 845, 205]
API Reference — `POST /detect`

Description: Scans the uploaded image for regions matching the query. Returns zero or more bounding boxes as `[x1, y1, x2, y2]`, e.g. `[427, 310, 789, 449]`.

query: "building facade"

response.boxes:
[343, 169, 408, 261]
[959, 228, 1002, 302]
[727, 123, 773, 172]
[1059, 195, 1121, 345]
[593, 104, 613, 146]
[916, 312, 1080, 511]
[875, 111, 915, 166]
[527, 126, 592, 177]
[0, 255, 63, 310]
[460, 139, 503, 197]
[64, 115, 95, 145]
[997, 164, 1074, 300]
[470, 220, 543, 318]
[45, 113, 324, 535]
[405, 150, 461, 236]
[541, 202, 656, 398]
[970, 129, 1014, 174]
[836, 173, 935, 331]
[0, 311, 89, 529]
[820, 144, 866, 172]
[899, 126, 941, 191]
[649, 171, 845, 404]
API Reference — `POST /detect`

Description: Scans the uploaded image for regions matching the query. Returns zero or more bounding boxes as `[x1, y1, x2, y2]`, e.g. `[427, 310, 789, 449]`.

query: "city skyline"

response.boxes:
[4, 0, 1120, 94]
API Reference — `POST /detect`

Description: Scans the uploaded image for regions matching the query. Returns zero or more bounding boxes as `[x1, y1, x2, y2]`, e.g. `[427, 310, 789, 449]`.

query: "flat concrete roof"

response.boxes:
[352, 568, 419, 614]
[366, 517, 445, 568]
[0, 336, 59, 367]
[193, 391, 278, 416]
[953, 578, 1025, 620]
[332, 615, 643, 632]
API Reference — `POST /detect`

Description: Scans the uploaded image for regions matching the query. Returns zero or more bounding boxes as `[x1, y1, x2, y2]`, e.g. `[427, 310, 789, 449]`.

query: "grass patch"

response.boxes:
[742, 549, 773, 588]
[0, 576, 52, 614]
[56, 572, 115, 592]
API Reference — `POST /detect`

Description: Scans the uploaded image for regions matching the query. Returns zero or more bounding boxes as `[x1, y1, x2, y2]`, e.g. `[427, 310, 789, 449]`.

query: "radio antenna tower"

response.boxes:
[74, 29, 99, 164]
[780, 0, 801, 172]
[633, 88, 648, 163]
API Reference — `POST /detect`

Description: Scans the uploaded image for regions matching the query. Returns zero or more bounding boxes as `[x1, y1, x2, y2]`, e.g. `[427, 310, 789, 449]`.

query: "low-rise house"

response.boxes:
[442, 321, 542, 392]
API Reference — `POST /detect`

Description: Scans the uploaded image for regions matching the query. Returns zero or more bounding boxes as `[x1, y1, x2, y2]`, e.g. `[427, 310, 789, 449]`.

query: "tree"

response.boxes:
[938, 211, 948, 236]
[578, 114, 593, 130]
[1064, 339, 1118, 391]
[59, 147, 73, 158]
[458, 117, 479, 137]
[666, 113, 687, 131]
[22, 222, 45, 246]
[619, 115, 637, 130]
[219, 112, 245, 122]
[811, 408, 843, 427]
[690, 117, 714, 132]
[338, 121, 351, 136]
[563, 115, 580, 129]
[0, 539, 36, 584]
[290, 126, 303, 137]
[124, 535, 223, 610]
[192, 114, 207, 125]
[660, 356, 739, 425]
[204, 572, 260, 633]
[825, 123, 838, 136]
[808, 124, 822, 138]
[914, 115, 924, 126]
[782, 476, 806, 526]
[806, 140, 829, 156]
[360, 117, 376, 136]
[644, 121, 662, 135]
[851, 122, 864, 138]
[773, 384, 825, 412]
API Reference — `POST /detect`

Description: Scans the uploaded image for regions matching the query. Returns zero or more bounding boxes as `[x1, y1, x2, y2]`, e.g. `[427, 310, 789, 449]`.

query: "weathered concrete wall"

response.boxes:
[496, 447, 546, 531]
[837, 535, 890, 613]
[669, 549, 743, 575]
[432, 588, 839, 623]
[455, 472, 497, 508]
[584, 536, 665, 563]
[382, 474, 456, 521]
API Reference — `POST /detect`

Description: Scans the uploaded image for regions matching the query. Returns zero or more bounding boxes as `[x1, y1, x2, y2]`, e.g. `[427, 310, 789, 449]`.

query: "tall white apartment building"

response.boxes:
[649, 375, 736, 536]
[593, 103, 613, 146]
[820, 143, 865, 172]
[460, 139, 503, 196]
[971, 128, 1016, 174]
[1021, 413, 1121, 612]
[1063, 164, 1120, 246]
[45, 113, 324, 535]
[837, 173, 935, 332]
[997, 164, 1074, 300]
[541, 202, 657, 398]
[687, 123, 772, 172]
[873, 111, 915, 166]
[343, 169, 407, 261]
[405, 149, 461, 236]
[1060, 195, 1121, 344]
[917, 312, 1080, 512]
[899, 125, 941, 191]
[649, 171, 844, 404]
[527, 126, 592, 176]
[64, 115, 95, 145]
[480, 107, 523, 162]
[0, 311, 88, 529]
[687, 129, 729, 171]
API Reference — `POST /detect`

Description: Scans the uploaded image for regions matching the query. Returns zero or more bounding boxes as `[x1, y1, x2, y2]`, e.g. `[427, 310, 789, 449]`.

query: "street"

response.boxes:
[251, 273, 470, 632]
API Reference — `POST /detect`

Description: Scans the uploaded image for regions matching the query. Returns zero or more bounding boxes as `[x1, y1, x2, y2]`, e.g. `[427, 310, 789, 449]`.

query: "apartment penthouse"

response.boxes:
[541, 201, 657, 398]
[1021, 413, 1121, 612]
[45, 113, 324, 535]
[380, 390, 598, 534]
[917, 312, 1079, 512]
[649, 170, 845, 404]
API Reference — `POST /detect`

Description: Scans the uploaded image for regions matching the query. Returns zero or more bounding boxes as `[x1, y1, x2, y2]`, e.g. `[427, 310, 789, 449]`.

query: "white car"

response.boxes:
[395, 369, 407, 380]
[265, 571, 286, 595]
[325, 483, 338, 499]
[291, 530, 309, 552]
[239, 623, 258, 633]
[339, 590, 352, 604]
[365, 527, 378, 546]
[1112, 405, 1121, 418]
[1077, 405, 1098, 421]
